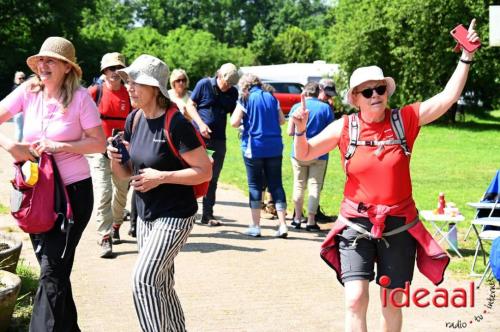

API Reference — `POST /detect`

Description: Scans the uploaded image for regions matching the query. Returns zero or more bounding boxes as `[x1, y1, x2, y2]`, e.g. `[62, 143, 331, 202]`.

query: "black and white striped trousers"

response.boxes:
[133, 215, 195, 332]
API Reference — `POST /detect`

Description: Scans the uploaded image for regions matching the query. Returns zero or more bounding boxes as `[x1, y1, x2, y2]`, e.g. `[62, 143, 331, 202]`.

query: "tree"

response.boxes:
[330, 0, 500, 108]
[271, 26, 319, 63]
[0, 0, 93, 96]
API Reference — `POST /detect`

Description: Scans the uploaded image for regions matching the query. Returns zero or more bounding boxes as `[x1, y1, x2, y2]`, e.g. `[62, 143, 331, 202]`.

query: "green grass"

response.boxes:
[7, 260, 39, 331]
[0, 203, 9, 215]
[220, 109, 500, 277]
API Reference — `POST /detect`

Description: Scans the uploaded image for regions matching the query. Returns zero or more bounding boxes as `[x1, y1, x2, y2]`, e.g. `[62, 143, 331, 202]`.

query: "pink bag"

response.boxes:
[10, 152, 72, 234]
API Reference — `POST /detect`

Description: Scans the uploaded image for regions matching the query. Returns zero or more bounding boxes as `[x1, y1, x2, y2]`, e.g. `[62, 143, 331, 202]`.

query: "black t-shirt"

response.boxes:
[124, 109, 202, 221]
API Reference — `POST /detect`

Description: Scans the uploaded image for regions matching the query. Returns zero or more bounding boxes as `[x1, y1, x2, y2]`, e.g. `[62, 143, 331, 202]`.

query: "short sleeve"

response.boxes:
[190, 80, 204, 105]
[123, 109, 139, 142]
[400, 102, 421, 149]
[0, 82, 27, 116]
[78, 89, 101, 130]
[170, 113, 202, 154]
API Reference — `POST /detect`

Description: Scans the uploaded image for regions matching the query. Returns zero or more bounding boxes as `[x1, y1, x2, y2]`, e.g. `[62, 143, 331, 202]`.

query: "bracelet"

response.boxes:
[459, 58, 473, 65]
[294, 130, 306, 136]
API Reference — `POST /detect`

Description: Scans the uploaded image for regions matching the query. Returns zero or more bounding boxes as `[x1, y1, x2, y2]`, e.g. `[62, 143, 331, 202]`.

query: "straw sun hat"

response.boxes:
[117, 54, 170, 98]
[100, 52, 126, 72]
[26, 36, 82, 78]
[346, 66, 396, 106]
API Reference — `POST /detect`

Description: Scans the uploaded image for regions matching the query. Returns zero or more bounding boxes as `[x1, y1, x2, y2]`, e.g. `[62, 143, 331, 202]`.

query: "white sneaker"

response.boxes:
[244, 225, 261, 237]
[275, 224, 288, 238]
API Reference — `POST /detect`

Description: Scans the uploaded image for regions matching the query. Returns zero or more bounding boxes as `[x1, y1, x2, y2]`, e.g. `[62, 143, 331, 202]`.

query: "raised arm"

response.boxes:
[291, 105, 344, 161]
[419, 19, 480, 126]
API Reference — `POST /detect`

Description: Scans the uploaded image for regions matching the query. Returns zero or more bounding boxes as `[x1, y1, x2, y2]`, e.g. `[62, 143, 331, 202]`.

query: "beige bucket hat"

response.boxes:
[117, 54, 169, 98]
[346, 66, 396, 106]
[100, 52, 126, 72]
[26, 36, 82, 78]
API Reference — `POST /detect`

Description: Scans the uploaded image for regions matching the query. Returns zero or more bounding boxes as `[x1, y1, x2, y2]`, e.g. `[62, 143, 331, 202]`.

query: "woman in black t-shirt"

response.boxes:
[107, 54, 212, 332]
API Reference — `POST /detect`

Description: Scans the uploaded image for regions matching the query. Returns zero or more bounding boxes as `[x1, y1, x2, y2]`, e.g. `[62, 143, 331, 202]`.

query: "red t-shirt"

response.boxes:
[88, 84, 131, 137]
[339, 103, 421, 205]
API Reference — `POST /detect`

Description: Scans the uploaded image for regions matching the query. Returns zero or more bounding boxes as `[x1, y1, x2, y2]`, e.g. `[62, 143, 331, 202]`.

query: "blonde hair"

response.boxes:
[26, 66, 81, 112]
[169, 69, 189, 88]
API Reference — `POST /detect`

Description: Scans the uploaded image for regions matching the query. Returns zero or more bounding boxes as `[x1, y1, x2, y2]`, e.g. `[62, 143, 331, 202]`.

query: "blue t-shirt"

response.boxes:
[290, 98, 334, 160]
[190, 77, 238, 140]
[240, 86, 283, 158]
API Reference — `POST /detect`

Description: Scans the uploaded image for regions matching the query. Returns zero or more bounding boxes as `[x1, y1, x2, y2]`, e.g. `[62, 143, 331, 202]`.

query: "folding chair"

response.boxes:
[467, 170, 500, 283]
[464, 169, 500, 240]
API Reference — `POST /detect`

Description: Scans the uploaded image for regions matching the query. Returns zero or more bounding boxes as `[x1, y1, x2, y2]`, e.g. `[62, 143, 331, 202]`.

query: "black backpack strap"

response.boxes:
[344, 113, 359, 160]
[390, 108, 411, 156]
[94, 81, 103, 106]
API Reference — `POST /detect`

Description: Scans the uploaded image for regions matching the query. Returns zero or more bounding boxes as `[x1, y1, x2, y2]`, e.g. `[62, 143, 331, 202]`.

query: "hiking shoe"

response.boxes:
[315, 206, 334, 223]
[112, 225, 121, 244]
[306, 224, 321, 232]
[275, 224, 288, 238]
[265, 202, 278, 218]
[291, 219, 302, 229]
[201, 215, 223, 226]
[244, 225, 261, 237]
[99, 236, 113, 258]
[123, 209, 131, 221]
[128, 224, 136, 238]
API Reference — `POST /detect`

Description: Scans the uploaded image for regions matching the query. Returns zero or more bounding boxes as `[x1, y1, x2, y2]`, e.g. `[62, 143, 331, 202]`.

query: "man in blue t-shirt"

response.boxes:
[186, 63, 239, 226]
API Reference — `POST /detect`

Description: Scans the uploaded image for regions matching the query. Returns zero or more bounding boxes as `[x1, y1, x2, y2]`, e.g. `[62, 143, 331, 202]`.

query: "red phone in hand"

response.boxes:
[451, 24, 480, 53]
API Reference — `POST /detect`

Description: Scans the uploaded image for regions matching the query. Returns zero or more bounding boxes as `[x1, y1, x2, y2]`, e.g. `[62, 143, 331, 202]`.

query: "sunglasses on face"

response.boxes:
[174, 78, 187, 83]
[18, 77, 25, 80]
[106, 66, 123, 72]
[357, 85, 387, 98]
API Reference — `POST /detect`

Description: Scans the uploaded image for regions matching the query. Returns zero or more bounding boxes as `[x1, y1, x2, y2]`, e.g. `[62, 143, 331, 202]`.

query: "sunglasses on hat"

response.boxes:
[357, 85, 387, 99]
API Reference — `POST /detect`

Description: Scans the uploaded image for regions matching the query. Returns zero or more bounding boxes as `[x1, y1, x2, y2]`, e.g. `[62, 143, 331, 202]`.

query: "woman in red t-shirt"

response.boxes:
[291, 20, 479, 332]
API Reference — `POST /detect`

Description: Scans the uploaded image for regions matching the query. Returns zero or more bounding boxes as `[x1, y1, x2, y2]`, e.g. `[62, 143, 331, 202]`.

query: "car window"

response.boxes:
[266, 82, 303, 94]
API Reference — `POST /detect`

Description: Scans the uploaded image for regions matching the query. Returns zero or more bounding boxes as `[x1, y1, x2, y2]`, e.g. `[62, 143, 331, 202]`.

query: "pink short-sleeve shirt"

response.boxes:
[1, 83, 101, 185]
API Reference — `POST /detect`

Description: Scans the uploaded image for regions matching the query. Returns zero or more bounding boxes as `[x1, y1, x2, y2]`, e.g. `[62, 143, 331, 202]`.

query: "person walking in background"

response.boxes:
[230, 73, 288, 238]
[291, 20, 479, 332]
[186, 63, 239, 226]
[315, 77, 338, 223]
[288, 82, 334, 232]
[0, 36, 105, 331]
[88, 52, 131, 258]
[168, 68, 192, 119]
[108, 54, 212, 331]
[11, 71, 26, 141]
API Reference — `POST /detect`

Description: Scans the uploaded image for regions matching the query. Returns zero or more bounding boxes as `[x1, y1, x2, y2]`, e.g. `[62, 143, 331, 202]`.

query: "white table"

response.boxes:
[419, 210, 465, 257]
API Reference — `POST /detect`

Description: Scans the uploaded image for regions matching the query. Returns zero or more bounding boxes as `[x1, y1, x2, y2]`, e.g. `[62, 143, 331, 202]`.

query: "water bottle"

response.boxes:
[437, 192, 446, 215]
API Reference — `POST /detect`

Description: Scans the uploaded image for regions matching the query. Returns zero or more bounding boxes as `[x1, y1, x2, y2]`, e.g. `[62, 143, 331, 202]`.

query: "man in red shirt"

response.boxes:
[88, 52, 131, 258]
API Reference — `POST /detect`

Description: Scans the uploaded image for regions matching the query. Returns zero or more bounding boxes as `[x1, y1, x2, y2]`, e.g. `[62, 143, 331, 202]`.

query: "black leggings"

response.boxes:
[29, 178, 93, 332]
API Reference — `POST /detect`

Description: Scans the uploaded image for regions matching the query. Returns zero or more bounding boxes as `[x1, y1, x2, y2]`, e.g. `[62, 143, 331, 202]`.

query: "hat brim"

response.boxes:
[26, 51, 82, 78]
[100, 61, 126, 73]
[323, 87, 337, 97]
[347, 77, 395, 106]
[117, 68, 169, 98]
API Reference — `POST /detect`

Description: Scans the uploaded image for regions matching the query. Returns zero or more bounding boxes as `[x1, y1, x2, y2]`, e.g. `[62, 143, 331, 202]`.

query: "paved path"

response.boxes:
[0, 122, 498, 331]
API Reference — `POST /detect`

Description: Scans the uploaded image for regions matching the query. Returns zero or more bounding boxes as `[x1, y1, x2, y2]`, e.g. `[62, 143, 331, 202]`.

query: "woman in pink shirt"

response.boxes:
[0, 37, 105, 331]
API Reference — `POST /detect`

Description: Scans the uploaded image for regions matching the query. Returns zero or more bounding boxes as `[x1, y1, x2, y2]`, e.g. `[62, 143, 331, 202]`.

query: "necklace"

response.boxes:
[40, 92, 57, 139]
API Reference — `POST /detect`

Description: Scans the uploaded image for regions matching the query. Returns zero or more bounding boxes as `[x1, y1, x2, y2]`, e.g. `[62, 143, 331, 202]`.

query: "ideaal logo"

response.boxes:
[380, 276, 475, 308]
[379, 275, 497, 329]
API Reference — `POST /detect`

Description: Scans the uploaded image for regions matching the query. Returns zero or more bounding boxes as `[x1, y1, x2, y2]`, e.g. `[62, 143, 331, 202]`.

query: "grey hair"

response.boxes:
[238, 73, 262, 101]
[303, 82, 320, 97]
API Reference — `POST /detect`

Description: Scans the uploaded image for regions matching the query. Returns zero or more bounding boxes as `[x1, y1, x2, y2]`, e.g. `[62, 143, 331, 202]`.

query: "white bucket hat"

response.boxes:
[346, 66, 396, 106]
[117, 54, 169, 98]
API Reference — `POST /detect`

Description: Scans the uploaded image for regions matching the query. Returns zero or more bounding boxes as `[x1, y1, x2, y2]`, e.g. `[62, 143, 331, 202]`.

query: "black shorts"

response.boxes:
[338, 216, 417, 288]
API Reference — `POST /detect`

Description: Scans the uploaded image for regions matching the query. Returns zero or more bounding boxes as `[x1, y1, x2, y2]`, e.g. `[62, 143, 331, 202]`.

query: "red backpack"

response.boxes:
[131, 105, 210, 199]
[10, 152, 73, 235]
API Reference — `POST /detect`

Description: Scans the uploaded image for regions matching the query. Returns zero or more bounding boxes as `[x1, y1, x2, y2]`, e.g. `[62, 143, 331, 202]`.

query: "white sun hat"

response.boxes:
[117, 54, 169, 98]
[346, 65, 396, 106]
